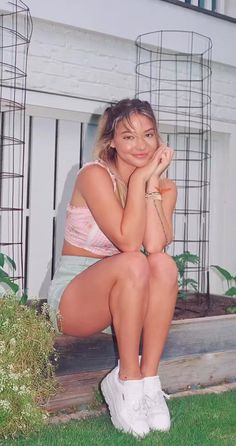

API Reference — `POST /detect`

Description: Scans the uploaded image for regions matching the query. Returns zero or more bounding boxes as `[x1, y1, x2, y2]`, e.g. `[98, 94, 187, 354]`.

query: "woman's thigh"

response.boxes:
[58, 252, 148, 336]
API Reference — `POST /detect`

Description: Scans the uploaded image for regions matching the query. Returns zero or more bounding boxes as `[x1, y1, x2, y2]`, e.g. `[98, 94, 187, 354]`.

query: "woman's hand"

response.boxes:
[131, 144, 174, 183]
[153, 144, 174, 179]
[131, 145, 166, 183]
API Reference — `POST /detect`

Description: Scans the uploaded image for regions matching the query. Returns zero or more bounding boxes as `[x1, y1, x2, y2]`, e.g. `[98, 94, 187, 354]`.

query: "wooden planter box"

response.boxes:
[161, 313, 236, 392]
[45, 313, 236, 412]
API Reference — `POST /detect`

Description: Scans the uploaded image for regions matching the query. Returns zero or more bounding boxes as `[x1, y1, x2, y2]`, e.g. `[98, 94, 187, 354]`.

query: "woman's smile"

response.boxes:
[132, 153, 149, 158]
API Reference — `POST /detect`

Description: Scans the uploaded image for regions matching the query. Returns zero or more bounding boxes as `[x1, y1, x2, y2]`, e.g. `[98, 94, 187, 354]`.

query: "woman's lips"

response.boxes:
[133, 153, 148, 158]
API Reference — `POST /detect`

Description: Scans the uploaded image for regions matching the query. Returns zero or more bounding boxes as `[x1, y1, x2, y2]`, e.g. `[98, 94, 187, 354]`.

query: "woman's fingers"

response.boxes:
[155, 148, 174, 176]
[134, 145, 174, 181]
[161, 148, 174, 164]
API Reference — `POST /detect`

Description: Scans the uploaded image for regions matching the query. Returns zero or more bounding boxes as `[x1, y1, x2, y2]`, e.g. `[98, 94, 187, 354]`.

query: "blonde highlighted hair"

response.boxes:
[93, 98, 160, 207]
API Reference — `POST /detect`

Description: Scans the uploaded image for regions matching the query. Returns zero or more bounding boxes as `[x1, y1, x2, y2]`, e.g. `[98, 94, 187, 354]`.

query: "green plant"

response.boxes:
[226, 306, 236, 314]
[172, 251, 199, 299]
[0, 253, 28, 304]
[211, 265, 236, 297]
[0, 294, 58, 439]
[0, 253, 19, 295]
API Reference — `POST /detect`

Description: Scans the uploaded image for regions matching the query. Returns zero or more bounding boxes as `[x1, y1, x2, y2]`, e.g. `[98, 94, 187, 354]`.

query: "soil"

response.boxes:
[173, 293, 236, 320]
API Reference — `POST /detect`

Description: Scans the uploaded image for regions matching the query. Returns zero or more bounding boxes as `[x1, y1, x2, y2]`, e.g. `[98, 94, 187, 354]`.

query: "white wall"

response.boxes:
[27, 19, 136, 109]
[26, 18, 236, 125]
[26, 0, 236, 67]
[225, 0, 236, 18]
[209, 124, 236, 294]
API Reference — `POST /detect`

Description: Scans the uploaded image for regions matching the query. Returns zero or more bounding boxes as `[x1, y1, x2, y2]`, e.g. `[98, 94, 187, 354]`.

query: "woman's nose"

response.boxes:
[136, 137, 146, 151]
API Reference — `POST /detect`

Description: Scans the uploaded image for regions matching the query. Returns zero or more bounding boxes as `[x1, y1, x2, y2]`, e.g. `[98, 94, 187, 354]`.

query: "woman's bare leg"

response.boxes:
[140, 252, 178, 377]
[59, 252, 150, 380]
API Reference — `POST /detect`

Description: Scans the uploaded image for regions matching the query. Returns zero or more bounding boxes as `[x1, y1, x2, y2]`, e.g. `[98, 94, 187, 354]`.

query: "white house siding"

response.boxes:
[2, 1, 235, 296]
[27, 19, 136, 106]
[26, 18, 236, 122]
[26, 0, 236, 66]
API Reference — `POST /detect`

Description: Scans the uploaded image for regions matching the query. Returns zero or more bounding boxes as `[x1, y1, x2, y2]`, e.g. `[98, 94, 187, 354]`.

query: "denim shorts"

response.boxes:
[47, 255, 101, 333]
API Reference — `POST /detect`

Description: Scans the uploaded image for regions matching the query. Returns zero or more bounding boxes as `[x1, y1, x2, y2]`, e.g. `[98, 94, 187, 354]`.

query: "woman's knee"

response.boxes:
[147, 252, 178, 287]
[117, 251, 150, 286]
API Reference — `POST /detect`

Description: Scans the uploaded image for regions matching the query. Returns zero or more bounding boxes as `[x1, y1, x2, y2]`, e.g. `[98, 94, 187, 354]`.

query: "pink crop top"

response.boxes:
[64, 159, 121, 257]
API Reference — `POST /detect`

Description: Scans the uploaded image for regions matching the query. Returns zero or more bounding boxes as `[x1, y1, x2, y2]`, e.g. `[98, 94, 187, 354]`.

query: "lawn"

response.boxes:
[1, 390, 236, 446]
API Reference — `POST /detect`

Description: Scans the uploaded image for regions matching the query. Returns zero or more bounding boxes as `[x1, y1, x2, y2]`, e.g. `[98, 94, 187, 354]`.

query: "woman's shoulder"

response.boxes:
[77, 159, 100, 172]
[76, 159, 117, 192]
[78, 159, 112, 180]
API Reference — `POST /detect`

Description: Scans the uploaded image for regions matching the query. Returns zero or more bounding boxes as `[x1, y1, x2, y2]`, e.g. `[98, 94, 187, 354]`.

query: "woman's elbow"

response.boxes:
[117, 239, 142, 253]
[119, 244, 143, 253]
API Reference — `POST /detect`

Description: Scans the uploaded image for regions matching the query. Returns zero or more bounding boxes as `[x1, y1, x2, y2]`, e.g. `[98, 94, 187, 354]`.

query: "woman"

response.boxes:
[48, 98, 178, 438]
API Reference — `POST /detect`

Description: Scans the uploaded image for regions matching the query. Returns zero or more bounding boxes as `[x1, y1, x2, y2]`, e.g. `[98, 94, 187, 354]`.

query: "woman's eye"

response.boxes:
[123, 135, 134, 140]
[145, 133, 154, 138]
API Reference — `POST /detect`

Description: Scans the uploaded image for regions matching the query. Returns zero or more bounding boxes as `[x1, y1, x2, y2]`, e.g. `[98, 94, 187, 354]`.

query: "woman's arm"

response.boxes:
[77, 165, 146, 252]
[77, 149, 165, 252]
[142, 146, 177, 253]
[142, 177, 177, 253]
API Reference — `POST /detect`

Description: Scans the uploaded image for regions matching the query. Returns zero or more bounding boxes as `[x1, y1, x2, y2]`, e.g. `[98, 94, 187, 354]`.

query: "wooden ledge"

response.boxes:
[53, 333, 118, 376]
[45, 318, 236, 413]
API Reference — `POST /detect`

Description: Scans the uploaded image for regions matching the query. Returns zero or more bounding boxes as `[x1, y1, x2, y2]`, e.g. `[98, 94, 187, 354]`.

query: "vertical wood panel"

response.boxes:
[22, 113, 95, 298]
[27, 117, 56, 297]
[53, 120, 81, 271]
[0, 113, 24, 283]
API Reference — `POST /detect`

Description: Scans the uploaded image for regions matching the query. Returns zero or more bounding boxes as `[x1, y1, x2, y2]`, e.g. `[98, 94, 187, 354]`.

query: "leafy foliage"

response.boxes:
[0, 253, 28, 304]
[211, 265, 236, 297]
[0, 253, 19, 295]
[0, 252, 57, 438]
[172, 251, 199, 299]
[0, 295, 57, 439]
[226, 306, 236, 314]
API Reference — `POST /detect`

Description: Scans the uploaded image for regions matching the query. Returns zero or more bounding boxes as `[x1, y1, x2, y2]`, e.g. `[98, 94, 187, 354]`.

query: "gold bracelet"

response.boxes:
[145, 191, 162, 201]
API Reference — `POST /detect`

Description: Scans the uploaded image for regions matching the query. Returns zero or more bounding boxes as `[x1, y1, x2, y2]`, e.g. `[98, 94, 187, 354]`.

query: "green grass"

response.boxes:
[1, 390, 236, 446]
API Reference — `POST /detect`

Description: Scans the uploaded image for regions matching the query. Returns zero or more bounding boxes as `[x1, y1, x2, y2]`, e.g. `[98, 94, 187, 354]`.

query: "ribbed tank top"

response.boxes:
[64, 159, 121, 257]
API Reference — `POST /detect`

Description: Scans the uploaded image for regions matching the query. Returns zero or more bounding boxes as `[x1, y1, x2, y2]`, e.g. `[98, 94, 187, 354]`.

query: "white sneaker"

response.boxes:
[143, 375, 171, 432]
[101, 366, 150, 438]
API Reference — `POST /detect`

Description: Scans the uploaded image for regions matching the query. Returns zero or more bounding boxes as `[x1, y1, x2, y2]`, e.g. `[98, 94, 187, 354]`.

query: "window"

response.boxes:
[211, 0, 217, 11]
[173, 0, 236, 20]
[198, 0, 205, 7]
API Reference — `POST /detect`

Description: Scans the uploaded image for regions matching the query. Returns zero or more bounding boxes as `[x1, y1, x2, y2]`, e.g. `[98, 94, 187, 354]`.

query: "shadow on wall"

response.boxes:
[38, 163, 79, 299]
[38, 108, 101, 299]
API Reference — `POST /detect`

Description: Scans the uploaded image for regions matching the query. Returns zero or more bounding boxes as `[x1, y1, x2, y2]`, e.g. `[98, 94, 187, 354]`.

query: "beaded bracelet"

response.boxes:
[145, 191, 162, 201]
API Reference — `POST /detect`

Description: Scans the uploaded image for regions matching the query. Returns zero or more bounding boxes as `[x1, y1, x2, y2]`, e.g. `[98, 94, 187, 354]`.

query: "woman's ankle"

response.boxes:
[140, 365, 159, 378]
[119, 371, 142, 381]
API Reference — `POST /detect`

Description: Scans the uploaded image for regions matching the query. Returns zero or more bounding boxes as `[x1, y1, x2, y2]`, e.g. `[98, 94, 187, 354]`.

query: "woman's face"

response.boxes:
[110, 113, 159, 168]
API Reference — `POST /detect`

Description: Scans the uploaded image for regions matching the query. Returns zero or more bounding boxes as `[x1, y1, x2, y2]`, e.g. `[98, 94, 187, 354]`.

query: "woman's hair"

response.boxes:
[93, 98, 160, 207]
